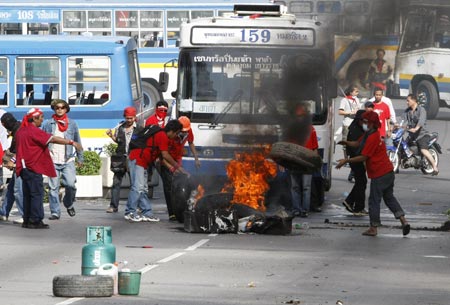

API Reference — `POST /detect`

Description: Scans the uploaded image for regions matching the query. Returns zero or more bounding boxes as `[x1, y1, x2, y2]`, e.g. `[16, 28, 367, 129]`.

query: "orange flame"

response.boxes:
[222, 147, 277, 211]
[195, 185, 205, 201]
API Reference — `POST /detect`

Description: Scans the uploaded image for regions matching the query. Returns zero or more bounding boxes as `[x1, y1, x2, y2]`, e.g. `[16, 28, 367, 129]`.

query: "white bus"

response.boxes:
[174, 4, 337, 190]
[393, 0, 450, 119]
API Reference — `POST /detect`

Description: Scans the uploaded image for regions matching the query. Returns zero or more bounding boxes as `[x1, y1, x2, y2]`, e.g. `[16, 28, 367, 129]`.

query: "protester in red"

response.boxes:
[336, 111, 410, 237]
[372, 88, 392, 141]
[124, 120, 188, 222]
[15, 108, 82, 229]
[145, 100, 169, 127]
[161, 116, 199, 221]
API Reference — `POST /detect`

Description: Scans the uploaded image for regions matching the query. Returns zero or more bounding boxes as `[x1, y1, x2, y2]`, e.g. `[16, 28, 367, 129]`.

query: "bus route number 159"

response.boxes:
[240, 29, 270, 43]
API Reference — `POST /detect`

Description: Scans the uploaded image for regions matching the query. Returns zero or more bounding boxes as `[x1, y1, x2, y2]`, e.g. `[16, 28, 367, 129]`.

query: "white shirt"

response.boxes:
[369, 95, 397, 124]
[339, 96, 362, 126]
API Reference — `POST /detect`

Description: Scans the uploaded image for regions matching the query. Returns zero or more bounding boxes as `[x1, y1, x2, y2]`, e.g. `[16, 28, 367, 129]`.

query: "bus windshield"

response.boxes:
[177, 48, 329, 125]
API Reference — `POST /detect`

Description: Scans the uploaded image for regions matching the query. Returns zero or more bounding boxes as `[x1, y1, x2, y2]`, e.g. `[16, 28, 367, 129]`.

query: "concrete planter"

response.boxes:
[75, 175, 103, 198]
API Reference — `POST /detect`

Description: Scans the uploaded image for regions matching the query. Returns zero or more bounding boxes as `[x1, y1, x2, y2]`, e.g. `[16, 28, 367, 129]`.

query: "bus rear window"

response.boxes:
[67, 56, 110, 105]
[16, 57, 59, 106]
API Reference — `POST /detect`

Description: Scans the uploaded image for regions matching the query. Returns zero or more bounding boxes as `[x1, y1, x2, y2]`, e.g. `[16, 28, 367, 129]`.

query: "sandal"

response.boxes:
[431, 169, 439, 176]
[402, 223, 410, 236]
[362, 228, 377, 236]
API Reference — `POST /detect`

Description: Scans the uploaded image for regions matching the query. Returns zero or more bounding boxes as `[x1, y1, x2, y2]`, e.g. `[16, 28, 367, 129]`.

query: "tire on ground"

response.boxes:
[53, 275, 113, 297]
[269, 142, 322, 174]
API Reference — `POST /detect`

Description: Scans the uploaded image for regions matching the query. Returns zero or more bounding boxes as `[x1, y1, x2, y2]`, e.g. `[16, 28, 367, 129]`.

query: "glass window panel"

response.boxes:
[63, 11, 86, 29]
[16, 57, 60, 106]
[140, 11, 163, 28]
[115, 11, 139, 28]
[344, 1, 369, 15]
[191, 11, 214, 20]
[167, 11, 189, 28]
[87, 11, 112, 29]
[290, 1, 313, 14]
[317, 1, 342, 14]
[141, 31, 164, 48]
[67, 56, 110, 105]
[0, 58, 7, 105]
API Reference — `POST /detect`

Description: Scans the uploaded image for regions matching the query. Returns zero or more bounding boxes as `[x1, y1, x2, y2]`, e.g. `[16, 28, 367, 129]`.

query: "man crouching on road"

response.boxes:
[16, 108, 82, 229]
[335, 111, 410, 237]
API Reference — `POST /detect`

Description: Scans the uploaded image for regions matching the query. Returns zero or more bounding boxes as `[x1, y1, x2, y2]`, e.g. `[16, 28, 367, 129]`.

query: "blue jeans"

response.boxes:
[1, 172, 24, 217]
[368, 171, 405, 227]
[290, 172, 312, 213]
[20, 168, 45, 224]
[48, 161, 77, 216]
[125, 159, 153, 217]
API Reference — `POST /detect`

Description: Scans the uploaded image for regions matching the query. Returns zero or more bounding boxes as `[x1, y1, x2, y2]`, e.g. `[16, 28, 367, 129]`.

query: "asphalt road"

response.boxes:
[0, 99, 449, 305]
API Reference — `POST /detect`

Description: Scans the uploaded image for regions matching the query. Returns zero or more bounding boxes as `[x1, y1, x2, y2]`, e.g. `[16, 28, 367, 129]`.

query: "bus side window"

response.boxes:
[2, 92, 6, 105]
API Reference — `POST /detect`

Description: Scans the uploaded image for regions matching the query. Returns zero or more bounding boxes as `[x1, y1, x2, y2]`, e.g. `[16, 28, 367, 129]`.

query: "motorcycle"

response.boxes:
[387, 122, 442, 175]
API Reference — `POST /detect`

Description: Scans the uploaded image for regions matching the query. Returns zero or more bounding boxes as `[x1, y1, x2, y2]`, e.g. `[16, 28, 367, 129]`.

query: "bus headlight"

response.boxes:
[202, 149, 214, 157]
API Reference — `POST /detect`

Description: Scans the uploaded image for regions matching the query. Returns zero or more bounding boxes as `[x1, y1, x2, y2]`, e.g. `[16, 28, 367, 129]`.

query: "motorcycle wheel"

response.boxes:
[388, 150, 400, 173]
[421, 148, 439, 175]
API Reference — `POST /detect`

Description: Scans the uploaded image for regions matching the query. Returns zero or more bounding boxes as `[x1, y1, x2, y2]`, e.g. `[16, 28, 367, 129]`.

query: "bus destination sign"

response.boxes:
[0, 9, 60, 23]
[191, 27, 315, 46]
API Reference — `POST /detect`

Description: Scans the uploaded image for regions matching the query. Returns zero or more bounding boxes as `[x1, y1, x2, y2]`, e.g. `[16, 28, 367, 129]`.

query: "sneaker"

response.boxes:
[169, 215, 177, 222]
[48, 214, 60, 220]
[127, 213, 142, 222]
[13, 218, 24, 224]
[342, 201, 354, 213]
[141, 215, 160, 222]
[353, 209, 369, 216]
[106, 207, 118, 213]
[27, 221, 49, 229]
[0, 215, 8, 221]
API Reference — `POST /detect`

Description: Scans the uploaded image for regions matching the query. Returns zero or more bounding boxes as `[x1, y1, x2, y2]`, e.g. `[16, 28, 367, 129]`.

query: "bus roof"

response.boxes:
[0, 35, 135, 55]
[0, 0, 269, 7]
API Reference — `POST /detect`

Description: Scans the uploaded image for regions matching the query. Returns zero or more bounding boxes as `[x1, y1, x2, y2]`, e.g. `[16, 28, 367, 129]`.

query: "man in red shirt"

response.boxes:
[124, 119, 187, 222]
[16, 108, 82, 229]
[145, 100, 169, 127]
[336, 111, 410, 236]
[371, 88, 392, 141]
[161, 116, 200, 221]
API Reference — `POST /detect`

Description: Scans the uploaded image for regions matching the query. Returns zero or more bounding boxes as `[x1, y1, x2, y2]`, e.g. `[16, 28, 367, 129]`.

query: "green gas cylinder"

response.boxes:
[81, 226, 116, 275]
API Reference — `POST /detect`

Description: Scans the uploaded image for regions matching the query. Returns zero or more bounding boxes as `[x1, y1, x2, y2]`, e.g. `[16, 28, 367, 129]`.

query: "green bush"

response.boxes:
[76, 151, 102, 175]
[103, 142, 118, 157]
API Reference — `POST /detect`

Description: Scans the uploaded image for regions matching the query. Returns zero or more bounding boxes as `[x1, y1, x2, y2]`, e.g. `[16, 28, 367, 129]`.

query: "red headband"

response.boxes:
[21, 108, 43, 127]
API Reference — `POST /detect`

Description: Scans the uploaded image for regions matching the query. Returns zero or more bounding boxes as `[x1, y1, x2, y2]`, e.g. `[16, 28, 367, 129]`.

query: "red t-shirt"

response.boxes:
[373, 101, 391, 138]
[168, 129, 194, 162]
[15, 124, 56, 177]
[128, 131, 168, 169]
[145, 114, 166, 127]
[304, 126, 319, 150]
[361, 130, 393, 179]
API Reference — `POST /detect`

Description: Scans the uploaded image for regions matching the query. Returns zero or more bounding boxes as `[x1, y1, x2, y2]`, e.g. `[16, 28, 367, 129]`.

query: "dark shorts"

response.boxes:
[416, 134, 431, 150]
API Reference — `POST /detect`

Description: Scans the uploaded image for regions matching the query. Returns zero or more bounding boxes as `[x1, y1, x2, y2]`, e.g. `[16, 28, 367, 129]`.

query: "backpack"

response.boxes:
[128, 125, 162, 152]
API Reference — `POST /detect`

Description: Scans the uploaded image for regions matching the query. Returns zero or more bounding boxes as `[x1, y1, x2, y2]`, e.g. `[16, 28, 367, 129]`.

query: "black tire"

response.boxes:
[269, 142, 322, 174]
[415, 80, 439, 119]
[142, 80, 163, 109]
[53, 275, 113, 297]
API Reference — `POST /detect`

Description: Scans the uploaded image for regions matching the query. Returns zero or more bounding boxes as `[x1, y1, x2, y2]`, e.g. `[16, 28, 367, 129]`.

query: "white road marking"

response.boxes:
[424, 255, 448, 259]
[185, 239, 209, 251]
[157, 252, 186, 263]
[55, 298, 85, 305]
[139, 264, 159, 274]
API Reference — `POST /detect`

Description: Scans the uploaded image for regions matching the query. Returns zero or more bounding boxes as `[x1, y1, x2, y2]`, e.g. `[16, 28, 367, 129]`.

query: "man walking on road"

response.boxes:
[16, 108, 82, 229]
[42, 99, 83, 220]
[336, 111, 410, 237]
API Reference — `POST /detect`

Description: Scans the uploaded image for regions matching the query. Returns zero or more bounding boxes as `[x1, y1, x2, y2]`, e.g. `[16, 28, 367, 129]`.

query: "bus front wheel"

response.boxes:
[415, 80, 439, 119]
[142, 80, 164, 109]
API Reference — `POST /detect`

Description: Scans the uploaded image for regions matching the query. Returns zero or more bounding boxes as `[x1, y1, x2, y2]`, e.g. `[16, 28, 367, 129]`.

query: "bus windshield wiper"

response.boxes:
[210, 89, 243, 127]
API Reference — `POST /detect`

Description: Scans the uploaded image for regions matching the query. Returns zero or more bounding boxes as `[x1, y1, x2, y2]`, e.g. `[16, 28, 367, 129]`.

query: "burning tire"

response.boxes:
[53, 275, 113, 297]
[269, 142, 322, 173]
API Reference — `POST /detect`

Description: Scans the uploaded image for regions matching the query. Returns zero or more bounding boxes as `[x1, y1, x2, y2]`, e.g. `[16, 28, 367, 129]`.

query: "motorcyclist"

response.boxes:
[401, 94, 439, 176]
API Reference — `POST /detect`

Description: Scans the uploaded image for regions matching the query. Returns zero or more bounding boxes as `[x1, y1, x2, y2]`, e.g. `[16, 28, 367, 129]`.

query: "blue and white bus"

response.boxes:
[0, 0, 270, 109]
[0, 35, 142, 152]
[175, 4, 337, 190]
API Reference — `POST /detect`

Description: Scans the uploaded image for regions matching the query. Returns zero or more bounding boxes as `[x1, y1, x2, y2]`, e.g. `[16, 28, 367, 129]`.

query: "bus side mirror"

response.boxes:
[159, 72, 169, 92]
[328, 78, 338, 98]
